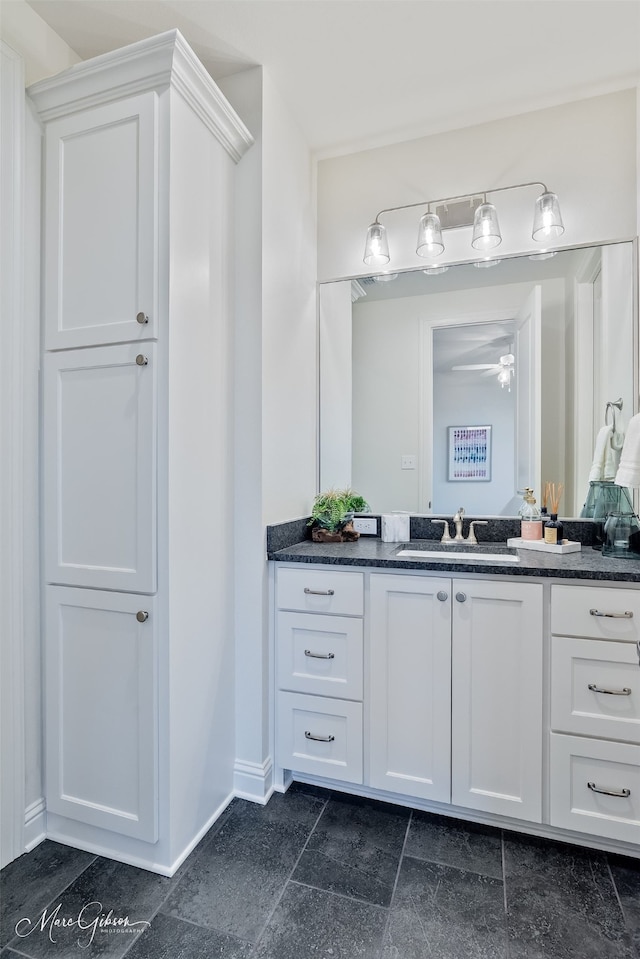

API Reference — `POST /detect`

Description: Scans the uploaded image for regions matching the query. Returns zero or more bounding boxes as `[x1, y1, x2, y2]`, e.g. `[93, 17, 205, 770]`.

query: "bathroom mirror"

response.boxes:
[319, 240, 637, 517]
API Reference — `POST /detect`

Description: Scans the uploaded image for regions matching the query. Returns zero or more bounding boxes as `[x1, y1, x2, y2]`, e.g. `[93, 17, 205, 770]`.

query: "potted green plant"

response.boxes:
[308, 488, 369, 542]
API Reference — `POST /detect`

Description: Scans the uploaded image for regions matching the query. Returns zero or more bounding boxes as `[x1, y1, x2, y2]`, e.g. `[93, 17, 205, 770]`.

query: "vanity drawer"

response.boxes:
[277, 612, 363, 699]
[551, 637, 640, 743]
[276, 691, 363, 784]
[549, 733, 640, 845]
[551, 585, 640, 642]
[277, 567, 363, 616]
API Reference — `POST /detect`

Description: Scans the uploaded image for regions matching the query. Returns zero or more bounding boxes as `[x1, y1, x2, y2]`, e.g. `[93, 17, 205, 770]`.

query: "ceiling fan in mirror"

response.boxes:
[452, 351, 515, 390]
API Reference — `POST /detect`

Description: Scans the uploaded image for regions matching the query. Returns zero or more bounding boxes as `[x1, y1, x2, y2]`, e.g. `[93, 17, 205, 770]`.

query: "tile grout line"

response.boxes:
[379, 808, 414, 955]
[604, 854, 631, 933]
[247, 794, 332, 955]
[501, 831, 511, 959]
[3, 850, 100, 956]
[94, 803, 238, 959]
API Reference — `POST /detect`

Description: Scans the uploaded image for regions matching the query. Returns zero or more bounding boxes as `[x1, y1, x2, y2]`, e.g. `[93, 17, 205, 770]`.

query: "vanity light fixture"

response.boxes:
[473, 258, 502, 269]
[423, 265, 449, 275]
[371, 272, 399, 282]
[363, 181, 564, 265]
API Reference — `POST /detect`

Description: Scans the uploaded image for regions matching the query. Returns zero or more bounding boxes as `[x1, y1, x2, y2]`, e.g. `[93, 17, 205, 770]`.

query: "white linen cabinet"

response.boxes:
[29, 31, 253, 873]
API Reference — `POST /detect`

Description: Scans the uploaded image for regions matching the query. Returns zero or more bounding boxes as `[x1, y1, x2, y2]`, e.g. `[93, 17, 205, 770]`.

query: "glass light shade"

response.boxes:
[471, 202, 502, 250]
[473, 258, 501, 268]
[532, 192, 564, 241]
[363, 222, 390, 266]
[423, 265, 449, 275]
[372, 273, 398, 282]
[416, 212, 444, 257]
[498, 368, 511, 389]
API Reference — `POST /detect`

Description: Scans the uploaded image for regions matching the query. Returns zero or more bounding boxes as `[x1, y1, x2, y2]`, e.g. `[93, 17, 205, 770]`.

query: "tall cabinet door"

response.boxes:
[43, 343, 157, 593]
[43, 92, 158, 349]
[45, 587, 158, 842]
[451, 579, 543, 822]
[369, 574, 451, 802]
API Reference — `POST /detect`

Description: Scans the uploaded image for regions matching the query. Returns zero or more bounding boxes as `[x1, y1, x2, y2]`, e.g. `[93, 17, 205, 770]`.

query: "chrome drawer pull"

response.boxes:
[588, 683, 632, 696]
[589, 608, 633, 619]
[305, 731, 335, 743]
[587, 781, 631, 799]
[304, 649, 335, 660]
[304, 588, 335, 596]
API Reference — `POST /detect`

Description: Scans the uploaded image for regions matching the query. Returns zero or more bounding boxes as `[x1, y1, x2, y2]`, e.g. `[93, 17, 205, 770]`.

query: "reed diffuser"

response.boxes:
[541, 481, 550, 518]
[544, 483, 564, 545]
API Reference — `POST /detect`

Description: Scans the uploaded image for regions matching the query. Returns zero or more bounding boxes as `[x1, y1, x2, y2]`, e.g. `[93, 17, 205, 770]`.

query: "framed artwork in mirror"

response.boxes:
[448, 425, 492, 481]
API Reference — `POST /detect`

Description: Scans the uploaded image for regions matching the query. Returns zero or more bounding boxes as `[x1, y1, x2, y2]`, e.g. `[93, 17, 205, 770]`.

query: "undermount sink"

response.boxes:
[395, 545, 520, 564]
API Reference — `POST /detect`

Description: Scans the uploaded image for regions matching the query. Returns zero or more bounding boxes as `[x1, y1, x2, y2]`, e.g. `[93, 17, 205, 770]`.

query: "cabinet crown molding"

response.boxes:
[27, 29, 254, 163]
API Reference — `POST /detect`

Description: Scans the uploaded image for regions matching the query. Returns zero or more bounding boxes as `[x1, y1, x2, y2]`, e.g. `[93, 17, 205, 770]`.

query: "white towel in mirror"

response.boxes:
[614, 413, 640, 488]
[589, 425, 613, 482]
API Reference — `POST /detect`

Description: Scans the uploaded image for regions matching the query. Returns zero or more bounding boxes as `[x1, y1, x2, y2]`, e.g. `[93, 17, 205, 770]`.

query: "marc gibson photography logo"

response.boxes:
[15, 901, 150, 948]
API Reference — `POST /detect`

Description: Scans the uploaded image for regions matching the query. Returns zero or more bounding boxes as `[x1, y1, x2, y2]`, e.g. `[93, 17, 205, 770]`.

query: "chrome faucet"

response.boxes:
[453, 507, 465, 541]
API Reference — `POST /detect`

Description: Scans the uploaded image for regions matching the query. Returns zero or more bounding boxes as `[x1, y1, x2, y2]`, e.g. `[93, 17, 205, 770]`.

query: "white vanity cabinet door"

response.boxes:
[45, 586, 158, 842]
[451, 579, 543, 822]
[43, 93, 158, 350]
[369, 574, 452, 802]
[43, 343, 157, 593]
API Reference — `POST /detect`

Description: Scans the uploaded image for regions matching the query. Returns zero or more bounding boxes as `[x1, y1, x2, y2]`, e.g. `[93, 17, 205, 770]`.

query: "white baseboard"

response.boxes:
[24, 798, 46, 852]
[233, 756, 274, 804]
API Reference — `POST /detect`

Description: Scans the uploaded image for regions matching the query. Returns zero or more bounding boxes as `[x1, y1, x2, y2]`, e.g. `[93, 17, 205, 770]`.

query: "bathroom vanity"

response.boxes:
[269, 532, 640, 858]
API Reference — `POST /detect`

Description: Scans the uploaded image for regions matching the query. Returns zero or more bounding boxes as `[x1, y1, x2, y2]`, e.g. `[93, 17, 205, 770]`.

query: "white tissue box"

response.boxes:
[381, 514, 410, 542]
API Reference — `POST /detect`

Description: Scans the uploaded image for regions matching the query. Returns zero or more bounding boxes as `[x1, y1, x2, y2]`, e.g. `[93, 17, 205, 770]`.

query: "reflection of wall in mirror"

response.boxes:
[350, 282, 566, 514]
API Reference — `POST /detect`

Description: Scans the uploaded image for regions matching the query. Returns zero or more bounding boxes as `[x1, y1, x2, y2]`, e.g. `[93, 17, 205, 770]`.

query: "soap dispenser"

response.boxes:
[519, 488, 542, 541]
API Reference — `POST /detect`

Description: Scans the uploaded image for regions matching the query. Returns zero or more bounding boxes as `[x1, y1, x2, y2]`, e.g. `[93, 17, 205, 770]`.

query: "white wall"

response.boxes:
[318, 91, 637, 281]
[220, 67, 316, 802]
[1, 0, 82, 870]
[432, 376, 515, 515]
[261, 73, 317, 523]
[0, 0, 80, 83]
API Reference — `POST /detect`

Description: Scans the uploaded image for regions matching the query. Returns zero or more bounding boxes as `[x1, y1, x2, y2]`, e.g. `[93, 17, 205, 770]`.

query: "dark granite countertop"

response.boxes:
[268, 537, 640, 583]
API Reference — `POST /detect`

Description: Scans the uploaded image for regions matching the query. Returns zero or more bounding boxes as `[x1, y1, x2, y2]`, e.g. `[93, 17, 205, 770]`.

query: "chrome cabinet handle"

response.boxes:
[588, 683, 631, 696]
[304, 588, 335, 596]
[587, 781, 631, 799]
[136, 311, 149, 324]
[136, 610, 149, 623]
[136, 354, 148, 366]
[455, 592, 467, 603]
[636, 639, 640, 667]
[589, 608, 633, 619]
[304, 731, 335, 743]
[436, 591, 448, 602]
[304, 649, 335, 660]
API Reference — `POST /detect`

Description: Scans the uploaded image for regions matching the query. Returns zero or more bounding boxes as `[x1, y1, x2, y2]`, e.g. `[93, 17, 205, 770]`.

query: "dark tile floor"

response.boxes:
[1, 784, 638, 959]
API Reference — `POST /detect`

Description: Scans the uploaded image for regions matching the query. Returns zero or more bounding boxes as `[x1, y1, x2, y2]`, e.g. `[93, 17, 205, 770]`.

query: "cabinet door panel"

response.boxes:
[369, 575, 451, 802]
[451, 580, 543, 822]
[44, 93, 157, 349]
[45, 587, 158, 841]
[43, 344, 157, 592]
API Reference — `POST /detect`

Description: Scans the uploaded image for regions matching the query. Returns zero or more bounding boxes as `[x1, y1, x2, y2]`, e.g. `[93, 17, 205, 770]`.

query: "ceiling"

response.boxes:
[25, 0, 640, 157]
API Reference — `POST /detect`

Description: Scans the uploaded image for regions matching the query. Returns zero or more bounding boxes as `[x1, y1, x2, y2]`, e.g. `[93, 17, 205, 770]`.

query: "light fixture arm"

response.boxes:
[372, 181, 549, 223]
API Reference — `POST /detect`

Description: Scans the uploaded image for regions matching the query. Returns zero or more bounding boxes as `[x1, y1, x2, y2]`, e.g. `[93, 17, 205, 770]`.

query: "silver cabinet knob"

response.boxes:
[436, 591, 448, 602]
[455, 592, 467, 603]
[136, 610, 149, 623]
[136, 354, 148, 366]
[136, 311, 149, 324]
